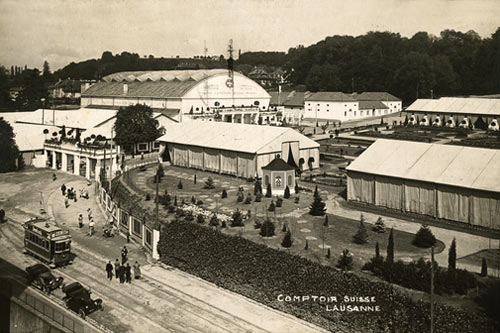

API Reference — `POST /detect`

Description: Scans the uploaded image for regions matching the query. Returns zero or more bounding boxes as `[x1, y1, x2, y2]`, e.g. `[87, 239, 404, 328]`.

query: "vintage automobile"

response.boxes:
[62, 282, 103, 318]
[25, 264, 64, 294]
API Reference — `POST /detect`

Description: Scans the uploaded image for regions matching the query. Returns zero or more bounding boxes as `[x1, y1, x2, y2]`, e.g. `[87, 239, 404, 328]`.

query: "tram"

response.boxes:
[23, 218, 74, 268]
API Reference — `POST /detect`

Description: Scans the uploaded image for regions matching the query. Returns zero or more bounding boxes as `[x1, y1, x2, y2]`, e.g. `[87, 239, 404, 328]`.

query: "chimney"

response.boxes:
[123, 83, 128, 95]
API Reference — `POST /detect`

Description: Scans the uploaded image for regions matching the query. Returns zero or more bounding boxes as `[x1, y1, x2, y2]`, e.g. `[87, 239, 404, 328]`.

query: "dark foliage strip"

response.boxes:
[158, 220, 495, 333]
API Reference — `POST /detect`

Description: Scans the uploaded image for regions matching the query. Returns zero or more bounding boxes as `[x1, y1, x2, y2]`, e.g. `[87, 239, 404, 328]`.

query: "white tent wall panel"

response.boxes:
[203, 148, 220, 172]
[404, 180, 436, 216]
[220, 150, 238, 175]
[470, 192, 500, 229]
[237, 152, 257, 178]
[347, 171, 375, 204]
[437, 185, 470, 223]
[299, 148, 320, 169]
[173, 144, 189, 167]
[188, 146, 204, 169]
[374, 176, 403, 210]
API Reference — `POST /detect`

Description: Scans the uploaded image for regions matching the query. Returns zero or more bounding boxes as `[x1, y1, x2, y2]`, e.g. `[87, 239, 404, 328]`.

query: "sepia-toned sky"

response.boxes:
[1, 0, 500, 71]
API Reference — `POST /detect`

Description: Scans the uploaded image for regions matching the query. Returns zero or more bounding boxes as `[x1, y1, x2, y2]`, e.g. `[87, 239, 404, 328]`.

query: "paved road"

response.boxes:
[0, 169, 328, 333]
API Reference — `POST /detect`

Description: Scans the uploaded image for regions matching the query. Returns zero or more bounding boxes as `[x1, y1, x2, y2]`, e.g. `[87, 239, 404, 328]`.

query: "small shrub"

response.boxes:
[247, 209, 251, 218]
[353, 216, 369, 244]
[265, 183, 272, 197]
[196, 199, 204, 206]
[174, 196, 178, 206]
[237, 191, 244, 203]
[294, 197, 300, 204]
[309, 195, 326, 216]
[373, 217, 386, 233]
[197, 214, 205, 224]
[247, 176, 255, 183]
[244, 194, 252, 204]
[337, 249, 353, 271]
[231, 209, 244, 227]
[281, 223, 287, 232]
[177, 180, 183, 189]
[0, 209, 4, 223]
[221, 189, 227, 199]
[268, 201, 276, 212]
[413, 224, 436, 248]
[221, 221, 227, 228]
[326, 248, 331, 259]
[294, 183, 299, 194]
[255, 193, 262, 202]
[204, 176, 215, 189]
[191, 196, 196, 204]
[260, 219, 275, 237]
[284, 186, 290, 199]
[184, 211, 194, 222]
[281, 230, 293, 248]
[481, 258, 488, 277]
[167, 205, 176, 213]
[145, 193, 151, 201]
[276, 197, 283, 208]
[254, 220, 262, 229]
[254, 180, 262, 195]
[209, 214, 219, 227]
[387, 228, 394, 263]
[304, 240, 308, 250]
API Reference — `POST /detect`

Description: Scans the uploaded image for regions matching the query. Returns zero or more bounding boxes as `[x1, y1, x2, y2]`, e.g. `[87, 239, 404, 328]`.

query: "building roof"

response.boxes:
[270, 91, 311, 107]
[11, 123, 59, 151]
[262, 157, 295, 171]
[358, 100, 389, 110]
[305, 92, 356, 102]
[101, 69, 229, 82]
[347, 139, 500, 193]
[49, 79, 81, 93]
[406, 97, 500, 116]
[353, 92, 401, 101]
[14, 108, 118, 130]
[157, 121, 319, 154]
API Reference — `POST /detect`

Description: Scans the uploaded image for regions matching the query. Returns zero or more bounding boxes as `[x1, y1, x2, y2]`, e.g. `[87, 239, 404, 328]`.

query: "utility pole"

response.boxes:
[155, 158, 160, 226]
[109, 129, 113, 181]
[430, 89, 434, 99]
[430, 246, 435, 333]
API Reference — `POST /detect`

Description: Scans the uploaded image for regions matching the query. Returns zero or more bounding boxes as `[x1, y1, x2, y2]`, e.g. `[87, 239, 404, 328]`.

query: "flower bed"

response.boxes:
[158, 220, 496, 333]
[179, 203, 235, 224]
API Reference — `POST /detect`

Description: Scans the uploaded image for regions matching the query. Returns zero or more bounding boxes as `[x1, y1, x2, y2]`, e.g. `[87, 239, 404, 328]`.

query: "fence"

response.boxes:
[96, 162, 160, 260]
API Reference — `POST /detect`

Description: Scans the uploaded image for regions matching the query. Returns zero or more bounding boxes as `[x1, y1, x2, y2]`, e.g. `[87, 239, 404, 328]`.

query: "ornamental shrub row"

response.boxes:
[157, 220, 495, 333]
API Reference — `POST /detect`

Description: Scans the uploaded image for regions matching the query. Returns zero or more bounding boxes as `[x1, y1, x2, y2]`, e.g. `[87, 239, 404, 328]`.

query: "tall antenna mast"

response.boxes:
[227, 39, 235, 105]
[203, 40, 209, 108]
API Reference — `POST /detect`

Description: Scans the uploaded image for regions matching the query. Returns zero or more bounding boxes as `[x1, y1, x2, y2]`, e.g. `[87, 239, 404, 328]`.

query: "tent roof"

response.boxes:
[406, 97, 500, 116]
[157, 121, 319, 154]
[262, 158, 294, 171]
[347, 139, 500, 193]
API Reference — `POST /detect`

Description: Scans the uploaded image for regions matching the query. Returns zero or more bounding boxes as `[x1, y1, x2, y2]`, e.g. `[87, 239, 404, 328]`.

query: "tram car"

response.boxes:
[23, 218, 74, 268]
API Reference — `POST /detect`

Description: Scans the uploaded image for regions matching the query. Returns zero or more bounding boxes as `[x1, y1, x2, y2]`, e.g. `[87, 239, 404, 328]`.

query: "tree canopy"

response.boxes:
[0, 117, 20, 172]
[113, 104, 163, 154]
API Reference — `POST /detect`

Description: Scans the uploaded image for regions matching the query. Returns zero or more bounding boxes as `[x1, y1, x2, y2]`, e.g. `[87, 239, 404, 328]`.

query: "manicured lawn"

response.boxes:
[124, 165, 445, 271]
[458, 249, 500, 271]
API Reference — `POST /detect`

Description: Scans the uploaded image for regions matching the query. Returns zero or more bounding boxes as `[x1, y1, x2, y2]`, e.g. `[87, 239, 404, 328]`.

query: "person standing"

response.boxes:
[106, 261, 113, 281]
[119, 264, 125, 284]
[133, 261, 141, 279]
[87, 208, 92, 221]
[121, 246, 128, 264]
[125, 263, 132, 283]
[114, 259, 120, 279]
[78, 214, 83, 228]
[64, 197, 69, 208]
[61, 184, 66, 196]
[89, 219, 95, 236]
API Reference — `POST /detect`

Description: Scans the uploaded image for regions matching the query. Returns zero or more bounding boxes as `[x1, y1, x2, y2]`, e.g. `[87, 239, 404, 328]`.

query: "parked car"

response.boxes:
[62, 282, 103, 318]
[26, 264, 64, 294]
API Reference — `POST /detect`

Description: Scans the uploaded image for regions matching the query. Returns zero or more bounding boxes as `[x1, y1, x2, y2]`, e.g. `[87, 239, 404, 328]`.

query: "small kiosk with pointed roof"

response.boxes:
[262, 156, 295, 196]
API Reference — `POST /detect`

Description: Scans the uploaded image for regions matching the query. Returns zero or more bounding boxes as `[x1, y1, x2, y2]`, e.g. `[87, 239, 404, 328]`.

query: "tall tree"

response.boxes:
[42, 60, 51, 78]
[0, 117, 20, 172]
[448, 238, 457, 271]
[114, 104, 163, 154]
[386, 228, 394, 264]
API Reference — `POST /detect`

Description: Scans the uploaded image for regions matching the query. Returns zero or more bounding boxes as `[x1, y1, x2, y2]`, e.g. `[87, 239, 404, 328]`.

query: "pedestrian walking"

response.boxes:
[53, 173, 57, 181]
[78, 214, 83, 228]
[89, 219, 95, 236]
[114, 259, 120, 279]
[125, 263, 132, 283]
[121, 246, 128, 264]
[87, 208, 92, 221]
[61, 184, 66, 196]
[133, 261, 141, 279]
[106, 261, 113, 281]
[64, 197, 69, 208]
[119, 264, 125, 284]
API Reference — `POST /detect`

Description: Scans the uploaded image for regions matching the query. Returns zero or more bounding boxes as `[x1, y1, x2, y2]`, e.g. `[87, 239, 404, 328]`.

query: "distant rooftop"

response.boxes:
[352, 92, 401, 102]
[305, 92, 356, 102]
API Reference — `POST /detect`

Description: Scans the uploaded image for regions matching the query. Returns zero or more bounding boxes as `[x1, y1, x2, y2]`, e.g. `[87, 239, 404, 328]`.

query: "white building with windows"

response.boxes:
[304, 91, 401, 122]
[81, 69, 271, 123]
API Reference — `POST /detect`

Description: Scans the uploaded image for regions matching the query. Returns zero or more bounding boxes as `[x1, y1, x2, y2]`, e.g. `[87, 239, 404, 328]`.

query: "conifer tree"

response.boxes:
[281, 230, 293, 248]
[373, 217, 386, 233]
[295, 183, 300, 194]
[265, 183, 272, 197]
[387, 228, 394, 264]
[309, 194, 326, 216]
[353, 215, 369, 244]
[448, 238, 457, 271]
[375, 241, 380, 259]
[481, 258, 488, 277]
[323, 215, 329, 227]
[254, 179, 262, 195]
[284, 186, 290, 199]
[304, 240, 308, 250]
[326, 248, 331, 259]
[231, 209, 244, 227]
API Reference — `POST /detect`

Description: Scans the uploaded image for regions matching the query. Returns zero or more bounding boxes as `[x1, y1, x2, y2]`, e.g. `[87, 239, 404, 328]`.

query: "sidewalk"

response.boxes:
[326, 193, 500, 275]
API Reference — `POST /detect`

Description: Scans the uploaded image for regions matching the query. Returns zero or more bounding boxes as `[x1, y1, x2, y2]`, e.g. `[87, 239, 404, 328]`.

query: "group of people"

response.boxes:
[105, 246, 141, 283]
[61, 184, 77, 208]
[78, 208, 95, 236]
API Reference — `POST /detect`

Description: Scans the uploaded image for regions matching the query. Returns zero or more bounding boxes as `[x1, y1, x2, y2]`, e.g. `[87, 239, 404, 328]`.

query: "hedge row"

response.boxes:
[158, 220, 495, 333]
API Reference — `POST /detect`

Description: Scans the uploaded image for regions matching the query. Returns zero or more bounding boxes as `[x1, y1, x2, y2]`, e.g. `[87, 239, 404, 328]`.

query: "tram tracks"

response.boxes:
[0, 220, 270, 333]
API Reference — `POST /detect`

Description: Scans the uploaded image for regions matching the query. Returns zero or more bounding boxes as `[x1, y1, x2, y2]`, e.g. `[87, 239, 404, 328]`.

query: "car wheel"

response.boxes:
[79, 309, 86, 319]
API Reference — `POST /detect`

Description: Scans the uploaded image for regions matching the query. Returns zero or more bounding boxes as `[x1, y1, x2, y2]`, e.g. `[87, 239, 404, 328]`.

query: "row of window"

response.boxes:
[264, 174, 293, 187]
[27, 232, 49, 250]
[55, 242, 70, 252]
